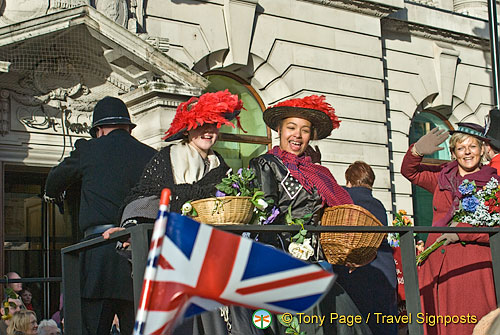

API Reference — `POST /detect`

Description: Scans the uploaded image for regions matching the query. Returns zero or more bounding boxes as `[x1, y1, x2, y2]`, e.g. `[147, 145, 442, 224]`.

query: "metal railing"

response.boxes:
[61, 224, 500, 335]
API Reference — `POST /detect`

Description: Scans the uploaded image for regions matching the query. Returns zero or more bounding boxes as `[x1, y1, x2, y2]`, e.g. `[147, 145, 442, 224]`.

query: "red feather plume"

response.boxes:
[163, 90, 245, 140]
[272, 95, 340, 129]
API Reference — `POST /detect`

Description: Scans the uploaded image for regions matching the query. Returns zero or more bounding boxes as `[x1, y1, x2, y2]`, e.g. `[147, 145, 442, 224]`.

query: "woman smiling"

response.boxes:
[401, 123, 499, 335]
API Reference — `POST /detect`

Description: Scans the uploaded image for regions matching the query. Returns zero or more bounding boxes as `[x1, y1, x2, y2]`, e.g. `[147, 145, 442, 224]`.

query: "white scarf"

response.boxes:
[170, 142, 220, 184]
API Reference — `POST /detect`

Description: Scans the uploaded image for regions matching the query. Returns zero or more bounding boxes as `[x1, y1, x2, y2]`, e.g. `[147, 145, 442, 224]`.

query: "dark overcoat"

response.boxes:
[45, 129, 156, 300]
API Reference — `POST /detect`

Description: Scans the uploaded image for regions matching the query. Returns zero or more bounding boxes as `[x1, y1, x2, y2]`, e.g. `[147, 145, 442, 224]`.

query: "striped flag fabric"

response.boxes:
[133, 189, 335, 335]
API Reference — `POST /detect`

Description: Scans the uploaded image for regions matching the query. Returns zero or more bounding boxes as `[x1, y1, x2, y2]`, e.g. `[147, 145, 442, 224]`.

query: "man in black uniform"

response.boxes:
[44, 97, 156, 335]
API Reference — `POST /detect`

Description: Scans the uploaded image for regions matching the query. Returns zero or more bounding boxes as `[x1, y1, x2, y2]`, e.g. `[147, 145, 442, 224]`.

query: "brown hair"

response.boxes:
[345, 161, 375, 189]
[6, 310, 36, 335]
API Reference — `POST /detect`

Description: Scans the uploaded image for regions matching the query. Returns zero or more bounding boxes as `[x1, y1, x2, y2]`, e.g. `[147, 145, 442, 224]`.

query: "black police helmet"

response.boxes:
[89, 96, 136, 138]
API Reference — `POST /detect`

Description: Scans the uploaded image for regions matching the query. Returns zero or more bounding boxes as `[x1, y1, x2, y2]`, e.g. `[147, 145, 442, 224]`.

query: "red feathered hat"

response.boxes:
[163, 90, 244, 141]
[263, 95, 340, 140]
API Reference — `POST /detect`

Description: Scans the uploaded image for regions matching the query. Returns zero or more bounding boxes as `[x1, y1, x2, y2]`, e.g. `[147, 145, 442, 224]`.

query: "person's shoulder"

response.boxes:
[250, 153, 279, 165]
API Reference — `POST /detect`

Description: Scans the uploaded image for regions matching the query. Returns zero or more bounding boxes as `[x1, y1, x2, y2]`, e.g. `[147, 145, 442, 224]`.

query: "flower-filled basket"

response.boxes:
[319, 204, 385, 266]
[183, 168, 271, 225]
[190, 196, 254, 225]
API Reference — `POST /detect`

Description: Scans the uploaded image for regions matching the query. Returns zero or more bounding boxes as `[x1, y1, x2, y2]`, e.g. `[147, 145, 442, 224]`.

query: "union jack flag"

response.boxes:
[134, 189, 335, 335]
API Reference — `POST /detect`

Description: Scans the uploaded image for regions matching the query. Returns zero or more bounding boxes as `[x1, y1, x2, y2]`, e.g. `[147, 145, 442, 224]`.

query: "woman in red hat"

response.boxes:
[249, 95, 372, 335]
[401, 123, 499, 335]
[120, 90, 269, 335]
[121, 90, 243, 222]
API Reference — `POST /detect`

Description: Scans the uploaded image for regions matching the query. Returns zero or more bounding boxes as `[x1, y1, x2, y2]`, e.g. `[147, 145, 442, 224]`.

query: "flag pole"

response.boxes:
[488, 0, 500, 109]
[133, 188, 171, 335]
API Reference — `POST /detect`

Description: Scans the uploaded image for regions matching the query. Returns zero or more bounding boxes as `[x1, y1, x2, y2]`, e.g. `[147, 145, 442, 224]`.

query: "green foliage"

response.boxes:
[286, 207, 311, 244]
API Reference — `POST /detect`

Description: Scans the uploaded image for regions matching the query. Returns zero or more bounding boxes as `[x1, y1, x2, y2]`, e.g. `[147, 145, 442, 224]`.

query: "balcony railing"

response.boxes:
[61, 224, 500, 335]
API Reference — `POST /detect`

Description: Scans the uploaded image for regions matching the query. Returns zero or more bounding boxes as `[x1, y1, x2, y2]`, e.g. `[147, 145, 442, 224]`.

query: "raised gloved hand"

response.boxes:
[413, 128, 449, 156]
[436, 233, 459, 245]
[304, 145, 322, 164]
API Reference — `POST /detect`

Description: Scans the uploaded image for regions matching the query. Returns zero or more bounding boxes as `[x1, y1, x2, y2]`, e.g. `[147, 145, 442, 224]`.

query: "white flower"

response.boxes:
[256, 198, 268, 210]
[181, 202, 193, 216]
[288, 238, 314, 260]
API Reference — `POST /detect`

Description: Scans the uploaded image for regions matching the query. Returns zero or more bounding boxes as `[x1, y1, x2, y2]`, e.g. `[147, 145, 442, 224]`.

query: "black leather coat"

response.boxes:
[249, 154, 322, 249]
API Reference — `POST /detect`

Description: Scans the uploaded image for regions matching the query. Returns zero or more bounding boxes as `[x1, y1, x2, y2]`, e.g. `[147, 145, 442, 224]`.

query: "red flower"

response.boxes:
[272, 95, 340, 129]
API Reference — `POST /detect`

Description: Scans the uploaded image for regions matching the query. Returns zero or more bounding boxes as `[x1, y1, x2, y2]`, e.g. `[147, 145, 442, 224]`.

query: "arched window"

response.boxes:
[409, 111, 451, 241]
[204, 72, 270, 171]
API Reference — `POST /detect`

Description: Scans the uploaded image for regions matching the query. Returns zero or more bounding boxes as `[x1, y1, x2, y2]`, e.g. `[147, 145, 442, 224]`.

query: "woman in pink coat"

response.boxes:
[401, 123, 499, 335]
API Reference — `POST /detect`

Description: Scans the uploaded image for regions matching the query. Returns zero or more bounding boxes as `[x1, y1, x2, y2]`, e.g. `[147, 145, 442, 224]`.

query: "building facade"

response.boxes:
[0, 0, 497, 317]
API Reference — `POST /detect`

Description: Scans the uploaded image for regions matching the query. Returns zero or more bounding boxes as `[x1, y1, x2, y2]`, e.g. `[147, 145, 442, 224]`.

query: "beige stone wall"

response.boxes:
[144, 0, 397, 209]
[383, 2, 493, 215]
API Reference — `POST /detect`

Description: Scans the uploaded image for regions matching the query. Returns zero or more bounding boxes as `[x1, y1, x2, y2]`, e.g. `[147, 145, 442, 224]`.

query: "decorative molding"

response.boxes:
[8, 89, 93, 135]
[381, 18, 490, 49]
[145, 36, 170, 53]
[301, 0, 403, 17]
[0, 90, 10, 136]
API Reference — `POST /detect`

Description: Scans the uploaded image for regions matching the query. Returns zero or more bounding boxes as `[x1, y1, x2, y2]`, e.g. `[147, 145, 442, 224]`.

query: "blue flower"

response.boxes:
[232, 182, 240, 190]
[237, 168, 243, 177]
[215, 190, 226, 197]
[462, 195, 480, 212]
[458, 180, 475, 195]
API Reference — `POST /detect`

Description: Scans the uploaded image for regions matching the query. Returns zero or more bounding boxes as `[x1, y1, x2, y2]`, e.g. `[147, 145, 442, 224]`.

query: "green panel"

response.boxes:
[409, 112, 451, 161]
[412, 185, 433, 242]
[205, 75, 267, 137]
[205, 74, 268, 169]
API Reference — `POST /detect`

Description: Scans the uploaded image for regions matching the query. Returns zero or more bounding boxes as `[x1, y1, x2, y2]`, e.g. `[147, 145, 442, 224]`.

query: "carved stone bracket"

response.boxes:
[0, 90, 10, 136]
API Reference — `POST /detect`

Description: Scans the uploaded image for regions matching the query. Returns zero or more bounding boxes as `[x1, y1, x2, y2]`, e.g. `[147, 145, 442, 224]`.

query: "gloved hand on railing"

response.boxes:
[413, 128, 449, 156]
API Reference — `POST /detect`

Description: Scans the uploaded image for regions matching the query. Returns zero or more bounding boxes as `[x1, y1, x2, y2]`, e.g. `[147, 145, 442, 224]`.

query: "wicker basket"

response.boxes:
[320, 204, 386, 266]
[190, 196, 254, 225]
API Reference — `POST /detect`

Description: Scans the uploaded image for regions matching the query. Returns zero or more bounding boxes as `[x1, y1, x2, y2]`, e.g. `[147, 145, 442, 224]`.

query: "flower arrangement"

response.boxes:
[181, 168, 275, 225]
[452, 178, 500, 226]
[416, 177, 500, 266]
[387, 209, 414, 247]
[285, 207, 314, 261]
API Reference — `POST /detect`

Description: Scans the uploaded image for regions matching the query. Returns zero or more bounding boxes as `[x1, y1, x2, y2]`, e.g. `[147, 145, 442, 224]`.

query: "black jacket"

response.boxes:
[333, 187, 398, 335]
[45, 129, 156, 232]
[249, 154, 322, 249]
[122, 144, 230, 220]
[44, 129, 156, 300]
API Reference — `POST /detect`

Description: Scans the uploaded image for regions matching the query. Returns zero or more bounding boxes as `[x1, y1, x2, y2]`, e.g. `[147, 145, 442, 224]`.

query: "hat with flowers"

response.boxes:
[263, 95, 340, 140]
[162, 89, 245, 141]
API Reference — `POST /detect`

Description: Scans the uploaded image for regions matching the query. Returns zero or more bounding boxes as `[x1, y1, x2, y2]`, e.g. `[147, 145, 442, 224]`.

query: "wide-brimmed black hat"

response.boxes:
[89, 96, 136, 138]
[449, 122, 486, 141]
[263, 95, 340, 140]
[484, 108, 500, 150]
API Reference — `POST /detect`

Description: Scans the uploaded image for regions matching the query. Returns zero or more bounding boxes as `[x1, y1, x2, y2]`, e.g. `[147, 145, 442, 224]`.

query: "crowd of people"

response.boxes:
[15, 91, 496, 335]
[1, 272, 62, 335]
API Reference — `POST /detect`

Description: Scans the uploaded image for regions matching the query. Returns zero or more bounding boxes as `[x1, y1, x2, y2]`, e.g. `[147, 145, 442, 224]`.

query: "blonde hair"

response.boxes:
[7, 310, 36, 335]
[449, 133, 484, 156]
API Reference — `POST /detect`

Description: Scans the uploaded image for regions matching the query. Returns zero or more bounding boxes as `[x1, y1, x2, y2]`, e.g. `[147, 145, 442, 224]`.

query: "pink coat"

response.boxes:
[401, 145, 498, 335]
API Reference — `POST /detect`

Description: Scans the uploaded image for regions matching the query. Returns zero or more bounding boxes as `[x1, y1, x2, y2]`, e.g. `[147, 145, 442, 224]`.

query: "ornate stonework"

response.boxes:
[303, 0, 403, 17]
[0, 90, 10, 136]
[382, 18, 490, 49]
